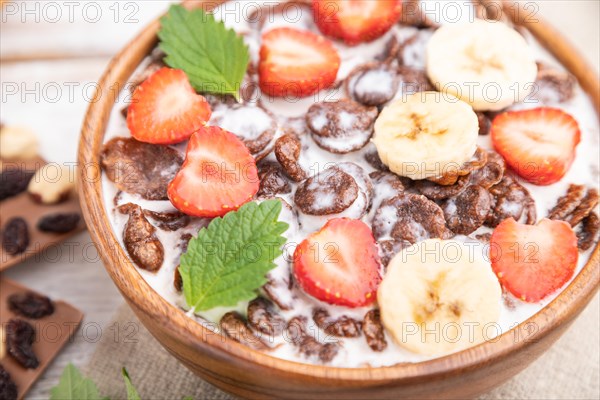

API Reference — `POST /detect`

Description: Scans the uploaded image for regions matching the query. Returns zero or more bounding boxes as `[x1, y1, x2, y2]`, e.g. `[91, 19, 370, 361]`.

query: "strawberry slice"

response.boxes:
[313, 0, 402, 45]
[127, 67, 211, 145]
[167, 126, 258, 217]
[259, 28, 341, 98]
[491, 107, 580, 185]
[490, 218, 578, 303]
[293, 218, 382, 307]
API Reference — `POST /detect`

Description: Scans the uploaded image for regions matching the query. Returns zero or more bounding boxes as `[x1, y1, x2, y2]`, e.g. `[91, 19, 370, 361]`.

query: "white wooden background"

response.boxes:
[1, 1, 598, 398]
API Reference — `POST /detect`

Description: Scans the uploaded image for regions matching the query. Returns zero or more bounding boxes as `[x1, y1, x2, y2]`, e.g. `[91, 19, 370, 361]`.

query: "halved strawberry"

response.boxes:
[293, 218, 381, 307]
[312, 0, 402, 45]
[127, 67, 211, 145]
[491, 107, 580, 185]
[258, 28, 341, 98]
[167, 126, 258, 217]
[490, 218, 578, 303]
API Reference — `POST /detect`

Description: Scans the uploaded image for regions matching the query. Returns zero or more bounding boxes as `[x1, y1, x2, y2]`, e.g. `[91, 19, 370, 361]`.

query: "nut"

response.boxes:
[28, 164, 75, 204]
[0, 125, 39, 160]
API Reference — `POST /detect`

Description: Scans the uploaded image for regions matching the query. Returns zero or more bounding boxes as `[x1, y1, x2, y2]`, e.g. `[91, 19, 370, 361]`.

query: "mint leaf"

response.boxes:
[122, 368, 141, 400]
[158, 5, 250, 99]
[50, 364, 106, 400]
[180, 200, 288, 312]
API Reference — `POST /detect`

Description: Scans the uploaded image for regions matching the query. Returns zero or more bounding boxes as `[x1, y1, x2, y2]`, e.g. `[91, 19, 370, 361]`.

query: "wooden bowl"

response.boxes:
[78, 2, 600, 398]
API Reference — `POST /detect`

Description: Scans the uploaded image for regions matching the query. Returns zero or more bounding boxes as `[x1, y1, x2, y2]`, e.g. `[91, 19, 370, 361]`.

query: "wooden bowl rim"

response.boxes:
[78, 0, 600, 383]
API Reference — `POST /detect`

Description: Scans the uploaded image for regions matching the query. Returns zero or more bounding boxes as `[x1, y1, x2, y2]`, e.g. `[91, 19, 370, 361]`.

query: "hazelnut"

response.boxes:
[28, 164, 76, 204]
[0, 125, 39, 160]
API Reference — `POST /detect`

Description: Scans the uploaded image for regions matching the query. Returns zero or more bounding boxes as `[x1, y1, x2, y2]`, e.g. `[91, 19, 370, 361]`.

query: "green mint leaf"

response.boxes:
[180, 200, 289, 312]
[158, 4, 250, 99]
[50, 364, 106, 400]
[122, 368, 141, 400]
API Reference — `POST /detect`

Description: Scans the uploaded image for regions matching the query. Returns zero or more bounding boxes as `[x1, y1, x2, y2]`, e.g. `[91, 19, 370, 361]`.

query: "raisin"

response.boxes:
[294, 167, 359, 215]
[0, 365, 18, 400]
[2, 217, 29, 255]
[8, 291, 54, 319]
[247, 297, 286, 336]
[286, 316, 339, 363]
[372, 193, 450, 244]
[363, 309, 387, 352]
[0, 169, 34, 201]
[101, 137, 183, 200]
[142, 210, 190, 232]
[220, 312, 270, 351]
[6, 319, 39, 369]
[313, 308, 361, 338]
[442, 185, 492, 235]
[118, 203, 164, 272]
[37, 213, 80, 234]
[306, 99, 378, 154]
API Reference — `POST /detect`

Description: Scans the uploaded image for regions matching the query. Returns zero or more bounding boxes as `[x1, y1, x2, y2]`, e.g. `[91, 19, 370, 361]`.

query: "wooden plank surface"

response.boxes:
[0, 1, 598, 399]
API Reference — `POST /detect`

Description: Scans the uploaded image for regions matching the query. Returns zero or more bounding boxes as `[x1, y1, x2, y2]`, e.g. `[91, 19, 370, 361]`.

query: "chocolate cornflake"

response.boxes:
[220, 312, 270, 351]
[8, 291, 55, 319]
[378, 239, 408, 268]
[142, 209, 190, 231]
[6, 318, 39, 369]
[256, 162, 292, 198]
[533, 63, 577, 104]
[486, 175, 536, 228]
[577, 212, 599, 251]
[118, 203, 164, 272]
[442, 185, 492, 235]
[313, 308, 362, 338]
[427, 147, 488, 186]
[101, 137, 183, 201]
[0, 365, 18, 400]
[294, 166, 359, 215]
[469, 151, 505, 189]
[372, 193, 450, 243]
[247, 297, 286, 337]
[173, 268, 183, 292]
[345, 62, 399, 107]
[286, 316, 339, 363]
[414, 174, 469, 200]
[548, 184, 586, 220]
[363, 309, 387, 352]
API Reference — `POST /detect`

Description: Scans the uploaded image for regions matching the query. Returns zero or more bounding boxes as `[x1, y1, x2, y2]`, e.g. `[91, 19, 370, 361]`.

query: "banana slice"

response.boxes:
[378, 239, 502, 356]
[426, 19, 537, 111]
[373, 91, 478, 180]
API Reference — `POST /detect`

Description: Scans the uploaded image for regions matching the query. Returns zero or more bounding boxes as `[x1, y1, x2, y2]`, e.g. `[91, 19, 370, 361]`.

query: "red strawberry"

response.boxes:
[293, 218, 381, 307]
[491, 107, 580, 185]
[259, 28, 341, 98]
[167, 126, 259, 217]
[490, 218, 578, 303]
[312, 0, 402, 45]
[127, 67, 211, 145]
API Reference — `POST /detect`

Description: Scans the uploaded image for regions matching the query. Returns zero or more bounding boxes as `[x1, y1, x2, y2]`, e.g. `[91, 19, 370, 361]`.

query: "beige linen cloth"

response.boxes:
[85, 298, 599, 400]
